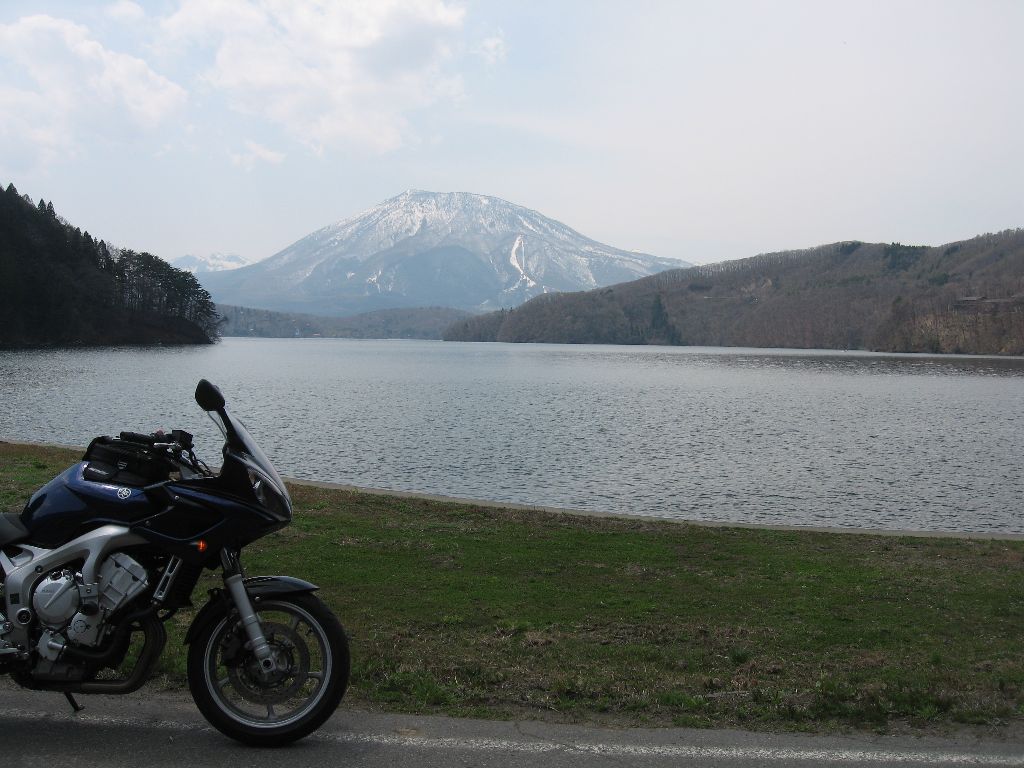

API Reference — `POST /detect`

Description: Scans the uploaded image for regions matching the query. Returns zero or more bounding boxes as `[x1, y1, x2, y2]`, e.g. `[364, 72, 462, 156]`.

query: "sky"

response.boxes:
[0, 1, 1021, 267]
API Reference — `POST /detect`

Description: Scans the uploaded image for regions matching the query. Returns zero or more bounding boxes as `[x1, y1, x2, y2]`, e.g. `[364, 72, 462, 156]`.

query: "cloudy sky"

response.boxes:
[1, 1, 1021, 266]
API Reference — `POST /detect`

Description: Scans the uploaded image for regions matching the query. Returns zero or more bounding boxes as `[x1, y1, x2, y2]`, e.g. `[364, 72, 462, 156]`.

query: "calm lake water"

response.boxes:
[1, 338, 1022, 534]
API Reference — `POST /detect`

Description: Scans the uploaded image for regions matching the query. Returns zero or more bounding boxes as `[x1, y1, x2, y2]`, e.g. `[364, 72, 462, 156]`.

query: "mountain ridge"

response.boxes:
[200, 190, 689, 316]
[444, 229, 1024, 355]
[171, 252, 250, 273]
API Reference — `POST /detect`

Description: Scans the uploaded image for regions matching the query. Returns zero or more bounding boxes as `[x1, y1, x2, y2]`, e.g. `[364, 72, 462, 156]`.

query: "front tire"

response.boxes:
[187, 593, 349, 746]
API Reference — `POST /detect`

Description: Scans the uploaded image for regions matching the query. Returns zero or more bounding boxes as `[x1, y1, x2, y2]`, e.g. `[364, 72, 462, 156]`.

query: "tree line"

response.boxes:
[0, 183, 220, 348]
[217, 304, 470, 339]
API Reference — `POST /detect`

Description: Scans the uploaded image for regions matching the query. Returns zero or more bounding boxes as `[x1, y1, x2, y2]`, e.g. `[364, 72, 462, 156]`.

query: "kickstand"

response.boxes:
[63, 692, 85, 713]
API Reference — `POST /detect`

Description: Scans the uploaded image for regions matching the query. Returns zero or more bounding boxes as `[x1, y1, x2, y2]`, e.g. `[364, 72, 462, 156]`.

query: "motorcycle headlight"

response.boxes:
[246, 466, 290, 519]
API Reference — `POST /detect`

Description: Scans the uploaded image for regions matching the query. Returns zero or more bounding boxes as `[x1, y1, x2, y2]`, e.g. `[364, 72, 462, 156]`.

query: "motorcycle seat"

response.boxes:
[0, 512, 28, 546]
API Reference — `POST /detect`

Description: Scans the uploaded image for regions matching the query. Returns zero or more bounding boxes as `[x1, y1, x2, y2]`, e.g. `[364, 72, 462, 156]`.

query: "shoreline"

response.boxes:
[5, 437, 1021, 542]
[289, 477, 1024, 541]
[221, 334, 1024, 361]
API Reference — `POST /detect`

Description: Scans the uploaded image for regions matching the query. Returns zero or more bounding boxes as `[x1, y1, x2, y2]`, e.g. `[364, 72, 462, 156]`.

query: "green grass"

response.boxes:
[4, 442, 1024, 733]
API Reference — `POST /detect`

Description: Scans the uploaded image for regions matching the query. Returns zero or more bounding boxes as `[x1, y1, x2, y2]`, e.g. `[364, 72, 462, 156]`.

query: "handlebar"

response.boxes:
[111, 429, 209, 478]
[118, 429, 194, 451]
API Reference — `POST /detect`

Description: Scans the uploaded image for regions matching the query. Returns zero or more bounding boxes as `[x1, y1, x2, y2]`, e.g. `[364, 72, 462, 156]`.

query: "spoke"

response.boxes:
[306, 671, 324, 681]
[217, 676, 231, 691]
[266, 703, 277, 720]
[289, 614, 301, 631]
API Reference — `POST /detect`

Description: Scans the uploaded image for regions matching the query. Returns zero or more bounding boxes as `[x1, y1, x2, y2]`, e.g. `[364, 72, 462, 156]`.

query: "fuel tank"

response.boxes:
[21, 462, 157, 547]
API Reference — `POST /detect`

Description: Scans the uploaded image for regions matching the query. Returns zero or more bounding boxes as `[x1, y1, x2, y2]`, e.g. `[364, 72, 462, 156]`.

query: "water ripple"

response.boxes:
[1, 339, 1022, 533]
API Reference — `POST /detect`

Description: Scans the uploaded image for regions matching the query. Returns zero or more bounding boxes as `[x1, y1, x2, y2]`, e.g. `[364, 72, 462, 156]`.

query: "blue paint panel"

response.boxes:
[21, 462, 155, 547]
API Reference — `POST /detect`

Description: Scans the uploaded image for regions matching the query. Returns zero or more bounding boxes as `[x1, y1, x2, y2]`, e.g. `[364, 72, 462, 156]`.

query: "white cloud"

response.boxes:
[160, 0, 466, 152]
[105, 1, 145, 23]
[473, 33, 507, 66]
[0, 14, 185, 170]
[230, 139, 285, 170]
[0, 86, 67, 173]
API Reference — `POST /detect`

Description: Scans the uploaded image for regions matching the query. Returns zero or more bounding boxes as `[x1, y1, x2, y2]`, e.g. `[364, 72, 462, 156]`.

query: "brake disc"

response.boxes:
[226, 621, 313, 704]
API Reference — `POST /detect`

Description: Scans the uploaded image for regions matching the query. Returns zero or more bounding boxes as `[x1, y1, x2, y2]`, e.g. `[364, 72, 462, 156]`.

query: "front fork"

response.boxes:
[221, 549, 278, 674]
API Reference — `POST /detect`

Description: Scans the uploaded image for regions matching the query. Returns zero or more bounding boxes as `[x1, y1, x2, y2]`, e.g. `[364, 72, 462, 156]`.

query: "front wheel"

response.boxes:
[187, 593, 350, 746]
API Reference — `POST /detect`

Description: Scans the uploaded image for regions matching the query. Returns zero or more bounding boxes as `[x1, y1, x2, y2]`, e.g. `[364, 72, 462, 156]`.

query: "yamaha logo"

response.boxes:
[116, 487, 132, 500]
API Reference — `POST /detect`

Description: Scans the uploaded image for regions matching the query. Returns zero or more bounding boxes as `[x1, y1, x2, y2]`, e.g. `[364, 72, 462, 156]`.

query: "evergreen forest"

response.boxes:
[0, 184, 219, 348]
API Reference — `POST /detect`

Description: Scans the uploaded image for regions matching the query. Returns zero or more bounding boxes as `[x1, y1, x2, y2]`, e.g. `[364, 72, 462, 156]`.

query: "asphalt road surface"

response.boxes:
[1, 687, 1022, 768]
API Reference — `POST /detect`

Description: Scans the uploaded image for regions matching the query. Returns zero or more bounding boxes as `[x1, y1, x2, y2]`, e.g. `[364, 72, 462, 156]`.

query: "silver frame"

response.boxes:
[0, 525, 146, 653]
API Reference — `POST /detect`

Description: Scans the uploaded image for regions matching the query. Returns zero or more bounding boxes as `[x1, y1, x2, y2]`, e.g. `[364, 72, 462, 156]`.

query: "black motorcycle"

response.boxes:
[0, 380, 349, 745]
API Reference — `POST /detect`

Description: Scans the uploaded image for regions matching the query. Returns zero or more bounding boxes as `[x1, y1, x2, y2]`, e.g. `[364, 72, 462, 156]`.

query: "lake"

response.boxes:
[1, 338, 1022, 533]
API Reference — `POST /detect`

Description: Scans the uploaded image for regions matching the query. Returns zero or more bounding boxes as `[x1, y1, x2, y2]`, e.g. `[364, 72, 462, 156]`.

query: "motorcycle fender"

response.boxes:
[184, 575, 319, 645]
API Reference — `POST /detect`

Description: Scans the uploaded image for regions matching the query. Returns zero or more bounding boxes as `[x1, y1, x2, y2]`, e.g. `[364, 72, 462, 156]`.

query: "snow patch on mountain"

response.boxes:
[507, 234, 536, 292]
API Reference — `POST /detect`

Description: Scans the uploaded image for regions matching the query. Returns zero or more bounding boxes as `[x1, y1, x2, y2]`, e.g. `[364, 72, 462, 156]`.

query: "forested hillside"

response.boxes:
[444, 230, 1024, 355]
[218, 304, 471, 339]
[0, 184, 219, 348]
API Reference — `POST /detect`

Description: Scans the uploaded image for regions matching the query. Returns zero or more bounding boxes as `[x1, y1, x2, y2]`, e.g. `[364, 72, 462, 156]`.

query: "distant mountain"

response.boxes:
[200, 190, 689, 316]
[445, 230, 1024, 356]
[172, 252, 249, 273]
[218, 304, 471, 340]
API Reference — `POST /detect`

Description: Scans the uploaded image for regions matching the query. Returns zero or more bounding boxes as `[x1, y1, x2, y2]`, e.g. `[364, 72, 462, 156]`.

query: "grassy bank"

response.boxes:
[3, 442, 1024, 733]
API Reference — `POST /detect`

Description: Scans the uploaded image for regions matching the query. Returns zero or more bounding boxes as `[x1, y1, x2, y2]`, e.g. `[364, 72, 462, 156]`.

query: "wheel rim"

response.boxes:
[203, 600, 333, 729]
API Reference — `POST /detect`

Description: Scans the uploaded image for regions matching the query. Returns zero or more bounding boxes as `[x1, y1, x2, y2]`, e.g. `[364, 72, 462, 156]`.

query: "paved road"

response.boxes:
[1, 687, 1022, 768]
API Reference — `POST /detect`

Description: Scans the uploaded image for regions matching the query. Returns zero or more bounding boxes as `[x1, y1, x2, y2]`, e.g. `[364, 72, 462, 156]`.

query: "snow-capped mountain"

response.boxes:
[172, 253, 250, 273]
[200, 190, 689, 316]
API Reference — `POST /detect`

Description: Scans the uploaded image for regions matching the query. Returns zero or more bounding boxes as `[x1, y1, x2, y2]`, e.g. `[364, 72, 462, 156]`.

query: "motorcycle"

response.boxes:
[0, 379, 349, 745]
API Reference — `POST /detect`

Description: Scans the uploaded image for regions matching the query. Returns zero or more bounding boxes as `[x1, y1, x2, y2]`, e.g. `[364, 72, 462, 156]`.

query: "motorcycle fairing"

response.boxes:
[20, 464, 155, 548]
[131, 481, 285, 562]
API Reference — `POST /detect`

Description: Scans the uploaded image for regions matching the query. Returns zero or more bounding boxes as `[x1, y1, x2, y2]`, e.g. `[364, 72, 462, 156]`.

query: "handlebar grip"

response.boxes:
[119, 431, 158, 445]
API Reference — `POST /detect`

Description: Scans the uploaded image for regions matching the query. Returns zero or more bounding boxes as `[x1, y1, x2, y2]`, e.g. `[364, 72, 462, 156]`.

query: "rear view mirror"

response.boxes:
[195, 379, 226, 412]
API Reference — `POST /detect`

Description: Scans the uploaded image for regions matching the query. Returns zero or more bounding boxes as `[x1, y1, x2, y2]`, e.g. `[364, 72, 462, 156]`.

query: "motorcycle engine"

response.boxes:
[31, 553, 149, 655]
[32, 569, 80, 628]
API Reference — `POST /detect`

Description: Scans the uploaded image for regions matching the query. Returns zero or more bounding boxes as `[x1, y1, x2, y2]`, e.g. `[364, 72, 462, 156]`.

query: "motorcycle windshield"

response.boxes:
[208, 409, 291, 504]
